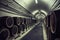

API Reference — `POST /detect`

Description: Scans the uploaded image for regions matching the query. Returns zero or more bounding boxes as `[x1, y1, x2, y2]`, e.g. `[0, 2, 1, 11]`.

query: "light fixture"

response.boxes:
[35, 0, 38, 4]
[32, 10, 39, 15]
[40, 10, 47, 16]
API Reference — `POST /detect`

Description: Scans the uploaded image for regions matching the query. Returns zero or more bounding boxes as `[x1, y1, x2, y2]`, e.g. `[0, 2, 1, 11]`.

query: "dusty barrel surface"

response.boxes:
[0, 28, 10, 40]
[0, 16, 14, 28]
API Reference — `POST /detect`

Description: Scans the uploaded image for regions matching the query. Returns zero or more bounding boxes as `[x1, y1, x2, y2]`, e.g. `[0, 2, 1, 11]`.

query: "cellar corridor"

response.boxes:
[21, 23, 43, 40]
[0, 0, 60, 40]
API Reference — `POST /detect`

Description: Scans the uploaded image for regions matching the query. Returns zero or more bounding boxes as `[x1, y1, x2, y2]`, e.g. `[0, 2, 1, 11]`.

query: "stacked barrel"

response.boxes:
[0, 16, 14, 40]
[44, 10, 60, 40]
[50, 10, 60, 38]
[0, 16, 37, 40]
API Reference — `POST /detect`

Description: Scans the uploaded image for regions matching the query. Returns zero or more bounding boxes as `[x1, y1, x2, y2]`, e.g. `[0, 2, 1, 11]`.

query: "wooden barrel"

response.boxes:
[18, 24, 23, 34]
[17, 18, 23, 34]
[22, 18, 27, 31]
[0, 28, 10, 40]
[32, 19, 37, 25]
[0, 16, 14, 28]
[26, 19, 31, 29]
[43, 15, 55, 40]
[19, 17, 23, 25]
[9, 25, 18, 37]
[16, 17, 21, 25]
[29, 19, 33, 26]
[43, 10, 60, 40]
[50, 10, 60, 38]
[26, 19, 30, 26]
[50, 11, 56, 33]
[13, 17, 21, 25]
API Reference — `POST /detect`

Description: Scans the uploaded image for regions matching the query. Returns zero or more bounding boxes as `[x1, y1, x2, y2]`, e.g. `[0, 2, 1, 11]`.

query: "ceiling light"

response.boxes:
[32, 10, 39, 15]
[35, 0, 38, 4]
[40, 10, 47, 16]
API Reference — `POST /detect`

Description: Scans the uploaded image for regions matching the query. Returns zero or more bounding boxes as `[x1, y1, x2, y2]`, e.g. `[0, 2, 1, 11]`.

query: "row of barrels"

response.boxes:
[44, 10, 60, 40]
[0, 16, 37, 40]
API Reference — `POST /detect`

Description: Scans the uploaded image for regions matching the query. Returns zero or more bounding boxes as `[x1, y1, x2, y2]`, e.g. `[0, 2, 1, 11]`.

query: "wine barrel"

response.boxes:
[30, 19, 32, 26]
[29, 19, 33, 26]
[17, 18, 23, 34]
[21, 24, 26, 33]
[45, 10, 60, 40]
[19, 17, 23, 25]
[22, 18, 27, 31]
[43, 15, 56, 40]
[0, 16, 14, 28]
[50, 11, 56, 34]
[26, 18, 36, 27]
[18, 24, 23, 34]
[16, 17, 20, 25]
[26, 19, 30, 30]
[50, 10, 60, 38]
[0, 28, 10, 40]
[13, 17, 20, 25]
[31, 19, 37, 25]
[26, 19, 30, 26]
[9, 25, 18, 37]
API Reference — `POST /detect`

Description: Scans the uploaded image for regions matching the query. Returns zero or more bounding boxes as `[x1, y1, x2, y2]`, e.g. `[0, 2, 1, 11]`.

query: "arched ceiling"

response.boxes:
[15, 0, 60, 19]
[15, 0, 59, 12]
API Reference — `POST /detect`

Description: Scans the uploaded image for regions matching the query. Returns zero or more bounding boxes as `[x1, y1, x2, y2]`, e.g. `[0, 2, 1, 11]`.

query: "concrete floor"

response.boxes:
[21, 23, 43, 40]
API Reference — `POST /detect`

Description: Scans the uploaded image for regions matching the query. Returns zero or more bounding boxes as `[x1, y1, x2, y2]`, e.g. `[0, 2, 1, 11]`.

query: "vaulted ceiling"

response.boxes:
[15, 0, 60, 19]
[15, 0, 60, 13]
